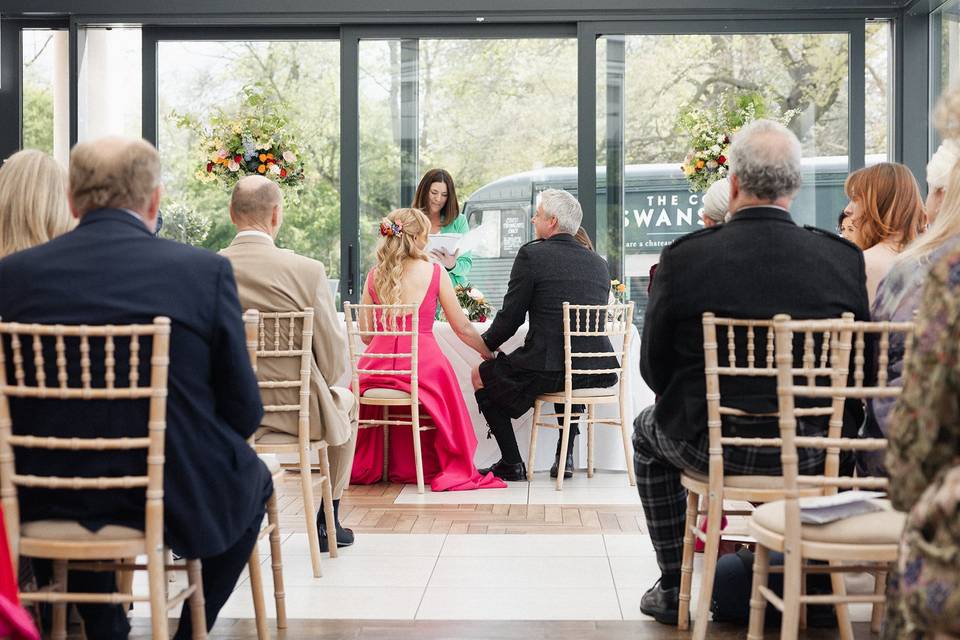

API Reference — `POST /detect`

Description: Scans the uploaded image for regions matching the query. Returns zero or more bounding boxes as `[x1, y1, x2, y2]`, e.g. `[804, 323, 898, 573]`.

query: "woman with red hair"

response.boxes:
[841, 162, 927, 304]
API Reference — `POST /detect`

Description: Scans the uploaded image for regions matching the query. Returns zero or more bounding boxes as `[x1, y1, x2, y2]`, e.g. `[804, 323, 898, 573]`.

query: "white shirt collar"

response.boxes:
[118, 208, 146, 224]
[235, 230, 275, 244]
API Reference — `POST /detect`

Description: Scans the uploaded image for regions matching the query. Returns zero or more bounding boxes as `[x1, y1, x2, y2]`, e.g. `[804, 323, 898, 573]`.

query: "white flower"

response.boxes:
[282, 150, 297, 163]
[467, 288, 484, 301]
[227, 159, 240, 172]
[269, 163, 281, 175]
[711, 144, 721, 154]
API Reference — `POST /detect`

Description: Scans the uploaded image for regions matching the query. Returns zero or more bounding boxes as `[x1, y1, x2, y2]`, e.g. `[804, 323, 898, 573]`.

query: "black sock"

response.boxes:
[660, 572, 680, 590]
[475, 389, 523, 464]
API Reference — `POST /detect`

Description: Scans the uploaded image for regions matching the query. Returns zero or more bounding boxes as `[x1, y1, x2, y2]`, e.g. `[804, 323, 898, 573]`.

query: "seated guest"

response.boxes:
[0, 137, 271, 640]
[472, 189, 618, 481]
[350, 208, 505, 491]
[0, 148, 73, 258]
[882, 242, 960, 639]
[220, 175, 358, 549]
[700, 177, 730, 227]
[865, 161, 960, 475]
[634, 119, 870, 625]
[842, 162, 926, 305]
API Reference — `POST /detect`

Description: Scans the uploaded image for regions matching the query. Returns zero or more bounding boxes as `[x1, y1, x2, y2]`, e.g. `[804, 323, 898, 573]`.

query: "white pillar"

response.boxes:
[51, 30, 70, 167]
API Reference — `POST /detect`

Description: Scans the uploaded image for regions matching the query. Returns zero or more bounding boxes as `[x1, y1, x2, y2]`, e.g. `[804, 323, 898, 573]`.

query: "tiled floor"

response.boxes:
[130, 531, 875, 625]
[118, 468, 877, 635]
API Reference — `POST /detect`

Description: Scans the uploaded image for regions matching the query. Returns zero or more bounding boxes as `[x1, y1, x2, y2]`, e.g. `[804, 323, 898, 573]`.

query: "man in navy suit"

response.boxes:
[0, 137, 271, 639]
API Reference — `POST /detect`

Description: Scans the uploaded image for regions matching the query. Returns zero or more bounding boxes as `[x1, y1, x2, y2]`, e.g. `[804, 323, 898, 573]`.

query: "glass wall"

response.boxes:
[156, 39, 341, 280]
[598, 31, 854, 329]
[21, 28, 69, 165]
[358, 37, 578, 309]
[866, 20, 893, 160]
[78, 27, 142, 142]
[932, 0, 960, 153]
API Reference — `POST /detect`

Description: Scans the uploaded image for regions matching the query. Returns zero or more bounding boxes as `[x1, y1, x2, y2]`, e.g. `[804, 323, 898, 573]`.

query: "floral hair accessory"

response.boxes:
[379, 219, 403, 238]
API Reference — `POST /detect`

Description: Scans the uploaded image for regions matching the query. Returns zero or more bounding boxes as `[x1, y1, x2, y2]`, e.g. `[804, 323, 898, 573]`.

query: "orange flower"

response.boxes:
[266, 153, 274, 160]
[696, 159, 705, 169]
[258, 153, 267, 162]
[257, 164, 267, 174]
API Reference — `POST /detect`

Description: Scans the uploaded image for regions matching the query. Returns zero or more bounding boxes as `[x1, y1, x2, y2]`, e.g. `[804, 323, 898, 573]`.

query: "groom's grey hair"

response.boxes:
[728, 119, 802, 201]
[538, 189, 582, 235]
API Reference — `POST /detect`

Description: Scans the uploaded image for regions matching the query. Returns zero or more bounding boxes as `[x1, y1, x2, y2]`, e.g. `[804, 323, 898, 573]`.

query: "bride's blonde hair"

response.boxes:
[373, 207, 430, 326]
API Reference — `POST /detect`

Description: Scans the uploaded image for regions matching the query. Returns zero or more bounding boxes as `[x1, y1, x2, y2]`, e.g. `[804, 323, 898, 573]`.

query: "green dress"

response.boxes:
[439, 213, 473, 288]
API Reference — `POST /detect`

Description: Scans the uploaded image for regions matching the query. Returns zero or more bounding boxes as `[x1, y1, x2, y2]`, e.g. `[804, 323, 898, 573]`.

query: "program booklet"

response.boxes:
[426, 226, 485, 255]
[798, 490, 887, 525]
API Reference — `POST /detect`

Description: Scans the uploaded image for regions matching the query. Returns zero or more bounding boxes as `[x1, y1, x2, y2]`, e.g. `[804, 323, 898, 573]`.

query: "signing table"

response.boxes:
[338, 315, 651, 472]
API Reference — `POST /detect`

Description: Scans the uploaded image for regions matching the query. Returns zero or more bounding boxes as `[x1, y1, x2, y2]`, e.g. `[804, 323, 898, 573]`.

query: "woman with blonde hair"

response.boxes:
[350, 207, 506, 491]
[842, 162, 927, 304]
[0, 149, 72, 258]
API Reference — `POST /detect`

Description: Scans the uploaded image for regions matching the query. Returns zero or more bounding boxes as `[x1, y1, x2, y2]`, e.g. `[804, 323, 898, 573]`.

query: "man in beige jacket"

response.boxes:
[221, 175, 357, 549]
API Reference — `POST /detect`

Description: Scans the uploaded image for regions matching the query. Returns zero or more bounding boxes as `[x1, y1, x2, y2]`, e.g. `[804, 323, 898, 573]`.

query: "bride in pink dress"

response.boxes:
[350, 207, 506, 491]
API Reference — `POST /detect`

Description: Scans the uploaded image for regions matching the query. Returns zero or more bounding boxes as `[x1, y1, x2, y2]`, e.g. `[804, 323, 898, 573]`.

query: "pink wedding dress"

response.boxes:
[349, 264, 506, 491]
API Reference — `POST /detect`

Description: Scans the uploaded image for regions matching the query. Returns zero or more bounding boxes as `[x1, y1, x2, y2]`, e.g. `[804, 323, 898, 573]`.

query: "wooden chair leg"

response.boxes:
[146, 547, 170, 640]
[247, 546, 269, 640]
[691, 492, 723, 640]
[870, 569, 887, 634]
[830, 561, 854, 640]
[50, 559, 68, 640]
[677, 490, 700, 630]
[746, 544, 770, 640]
[266, 491, 287, 629]
[411, 405, 426, 494]
[382, 407, 390, 483]
[186, 558, 207, 640]
[118, 556, 135, 614]
[528, 400, 542, 481]
[555, 401, 571, 491]
[587, 404, 596, 478]
[318, 446, 338, 558]
[618, 394, 636, 486]
[781, 549, 803, 640]
[299, 445, 323, 578]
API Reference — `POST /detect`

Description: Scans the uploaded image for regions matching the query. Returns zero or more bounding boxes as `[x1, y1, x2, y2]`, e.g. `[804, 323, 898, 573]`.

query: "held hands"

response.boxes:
[430, 248, 460, 270]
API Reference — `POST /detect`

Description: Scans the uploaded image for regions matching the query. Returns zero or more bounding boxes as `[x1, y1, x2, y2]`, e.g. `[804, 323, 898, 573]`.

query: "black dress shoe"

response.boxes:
[550, 433, 576, 479]
[318, 522, 355, 552]
[317, 499, 355, 552]
[478, 459, 527, 482]
[640, 579, 680, 625]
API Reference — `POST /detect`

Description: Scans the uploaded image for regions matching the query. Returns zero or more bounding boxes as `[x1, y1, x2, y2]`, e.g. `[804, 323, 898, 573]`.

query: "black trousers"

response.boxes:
[32, 506, 264, 640]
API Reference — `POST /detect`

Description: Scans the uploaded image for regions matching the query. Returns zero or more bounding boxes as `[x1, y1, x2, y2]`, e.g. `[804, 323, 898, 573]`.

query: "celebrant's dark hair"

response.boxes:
[412, 168, 460, 226]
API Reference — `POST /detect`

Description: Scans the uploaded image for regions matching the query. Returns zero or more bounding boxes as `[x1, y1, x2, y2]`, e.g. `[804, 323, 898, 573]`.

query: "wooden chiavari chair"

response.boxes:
[0, 317, 207, 640]
[248, 308, 337, 579]
[527, 302, 636, 490]
[343, 302, 435, 494]
[242, 310, 286, 639]
[746, 315, 914, 640]
[679, 312, 852, 637]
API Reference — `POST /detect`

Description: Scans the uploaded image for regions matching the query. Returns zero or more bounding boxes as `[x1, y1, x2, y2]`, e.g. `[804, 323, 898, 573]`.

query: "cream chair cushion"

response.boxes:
[362, 387, 411, 399]
[752, 499, 906, 544]
[22, 520, 142, 541]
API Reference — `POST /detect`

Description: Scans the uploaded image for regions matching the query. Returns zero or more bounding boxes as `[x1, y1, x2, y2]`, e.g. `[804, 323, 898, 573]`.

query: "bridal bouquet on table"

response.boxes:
[438, 285, 494, 323]
[678, 91, 799, 193]
[175, 85, 306, 194]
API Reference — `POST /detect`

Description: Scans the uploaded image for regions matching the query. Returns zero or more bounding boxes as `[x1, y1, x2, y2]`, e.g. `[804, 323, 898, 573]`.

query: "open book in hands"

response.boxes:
[426, 226, 485, 256]
[798, 490, 887, 525]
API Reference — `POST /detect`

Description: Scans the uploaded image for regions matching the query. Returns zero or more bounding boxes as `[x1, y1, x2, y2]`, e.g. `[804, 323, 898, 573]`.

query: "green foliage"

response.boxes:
[158, 201, 212, 245]
[22, 83, 54, 154]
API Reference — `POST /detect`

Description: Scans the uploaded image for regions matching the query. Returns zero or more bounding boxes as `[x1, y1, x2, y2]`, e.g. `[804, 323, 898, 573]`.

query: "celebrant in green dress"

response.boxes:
[413, 168, 473, 288]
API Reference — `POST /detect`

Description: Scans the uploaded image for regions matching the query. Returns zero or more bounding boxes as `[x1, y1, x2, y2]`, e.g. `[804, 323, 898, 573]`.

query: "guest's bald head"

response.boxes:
[230, 175, 283, 235]
[69, 137, 162, 228]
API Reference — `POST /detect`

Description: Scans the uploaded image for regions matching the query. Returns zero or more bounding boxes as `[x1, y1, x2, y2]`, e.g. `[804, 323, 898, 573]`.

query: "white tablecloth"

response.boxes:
[337, 315, 652, 472]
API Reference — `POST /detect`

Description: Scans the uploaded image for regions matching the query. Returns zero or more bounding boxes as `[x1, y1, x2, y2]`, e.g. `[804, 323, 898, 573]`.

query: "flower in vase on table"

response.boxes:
[454, 285, 494, 323]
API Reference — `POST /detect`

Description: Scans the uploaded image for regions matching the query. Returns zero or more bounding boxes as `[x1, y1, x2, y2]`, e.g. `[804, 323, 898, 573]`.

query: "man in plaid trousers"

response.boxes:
[634, 119, 871, 624]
